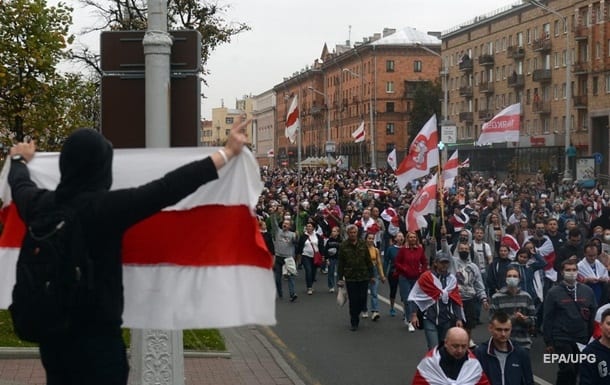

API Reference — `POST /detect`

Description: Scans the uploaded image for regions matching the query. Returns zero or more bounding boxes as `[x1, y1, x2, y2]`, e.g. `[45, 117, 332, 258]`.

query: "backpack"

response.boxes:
[9, 205, 94, 342]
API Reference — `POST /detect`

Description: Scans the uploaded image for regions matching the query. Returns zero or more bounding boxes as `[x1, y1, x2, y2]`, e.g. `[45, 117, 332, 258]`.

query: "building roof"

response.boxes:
[371, 26, 440, 46]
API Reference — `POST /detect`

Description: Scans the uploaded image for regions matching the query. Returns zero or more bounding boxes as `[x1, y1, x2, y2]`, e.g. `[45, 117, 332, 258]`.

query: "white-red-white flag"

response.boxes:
[387, 148, 397, 171]
[442, 150, 459, 189]
[395, 115, 439, 190]
[459, 157, 470, 168]
[0, 148, 276, 330]
[477, 103, 521, 145]
[406, 174, 438, 231]
[351, 121, 365, 143]
[285, 95, 299, 143]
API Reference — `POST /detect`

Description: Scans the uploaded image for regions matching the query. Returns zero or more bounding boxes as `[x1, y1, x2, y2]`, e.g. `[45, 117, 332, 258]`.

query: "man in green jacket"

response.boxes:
[338, 224, 375, 331]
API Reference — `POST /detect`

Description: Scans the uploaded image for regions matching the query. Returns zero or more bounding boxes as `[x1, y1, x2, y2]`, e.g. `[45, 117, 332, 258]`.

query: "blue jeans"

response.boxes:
[398, 277, 417, 317]
[273, 257, 295, 297]
[423, 318, 451, 350]
[364, 265, 381, 312]
[302, 256, 317, 289]
[327, 258, 337, 289]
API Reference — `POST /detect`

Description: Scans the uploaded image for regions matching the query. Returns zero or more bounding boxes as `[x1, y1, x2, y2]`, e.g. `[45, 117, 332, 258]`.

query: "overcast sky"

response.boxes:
[65, 0, 522, 119]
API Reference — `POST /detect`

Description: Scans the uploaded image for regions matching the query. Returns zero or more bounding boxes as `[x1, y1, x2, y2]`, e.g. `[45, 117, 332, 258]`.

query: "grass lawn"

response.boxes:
[0, 310, 225, 351]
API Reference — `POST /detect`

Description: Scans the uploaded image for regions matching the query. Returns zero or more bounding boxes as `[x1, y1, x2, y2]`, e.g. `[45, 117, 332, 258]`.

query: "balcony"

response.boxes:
[479, 54, 494, 67]
[532, 37, 551, 53]
[532, 101, 551, 114]
[459, 85, 473, 97]
[574, 25, 588, 40]
[479, 81, 494, 94]
[459, 59, 473, 72]
[507, 74, 525, 88]
[507, 45, 525, 60]
[478, 110, 493, 121]
[574, 95, 588, 108]
[532, 69, 552, 82]
[459, 112, 473, 122]
[573, 61, 590, 75]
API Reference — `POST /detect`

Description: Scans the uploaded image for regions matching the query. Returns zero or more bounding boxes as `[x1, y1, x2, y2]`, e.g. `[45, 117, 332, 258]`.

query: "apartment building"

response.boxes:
[442, 0, 610, 177]
[252, 89, 276, 166]
[272, 27, 442, 169]
[206, 96, 254, 148]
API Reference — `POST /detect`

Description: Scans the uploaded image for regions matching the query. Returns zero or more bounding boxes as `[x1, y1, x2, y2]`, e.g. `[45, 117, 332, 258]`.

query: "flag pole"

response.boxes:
[437, 141, 445, 228]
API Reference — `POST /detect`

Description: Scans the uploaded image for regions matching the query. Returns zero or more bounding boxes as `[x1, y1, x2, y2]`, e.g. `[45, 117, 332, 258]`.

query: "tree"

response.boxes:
[76, 0, 250, 77]
[407, 80, 442, 146]
[0, 0, 97, 149]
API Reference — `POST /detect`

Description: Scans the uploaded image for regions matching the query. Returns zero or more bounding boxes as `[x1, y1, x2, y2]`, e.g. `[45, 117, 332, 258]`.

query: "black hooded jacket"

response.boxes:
[9, 129, 220, 334]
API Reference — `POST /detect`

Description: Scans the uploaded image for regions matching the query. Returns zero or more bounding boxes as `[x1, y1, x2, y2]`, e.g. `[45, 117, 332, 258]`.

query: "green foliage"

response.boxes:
[0, 0, 97, 149]
[407, 81, 442, 146]
[79, 0, 250, 77]
[0, 310, 226, 351]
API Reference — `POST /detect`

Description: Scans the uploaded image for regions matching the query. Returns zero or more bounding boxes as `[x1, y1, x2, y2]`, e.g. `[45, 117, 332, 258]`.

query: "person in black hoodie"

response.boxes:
[8, 123, 248, 385]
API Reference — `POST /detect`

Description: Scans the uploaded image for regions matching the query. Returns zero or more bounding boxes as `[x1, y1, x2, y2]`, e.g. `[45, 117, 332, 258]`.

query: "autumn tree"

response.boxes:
[0, 0, 97, 150]
[76, 0, 250, 76]
[407, 80, 442, 147]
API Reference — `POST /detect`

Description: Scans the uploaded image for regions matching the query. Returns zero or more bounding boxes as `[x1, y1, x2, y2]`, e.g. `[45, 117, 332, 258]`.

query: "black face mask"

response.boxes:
[458, 251, 469, 260]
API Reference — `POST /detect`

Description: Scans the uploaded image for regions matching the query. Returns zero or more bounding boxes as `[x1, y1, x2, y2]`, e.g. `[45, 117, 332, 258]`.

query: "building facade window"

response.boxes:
[225, 117, 234, 124]
[386, 123, 395, 135]
[414, 60, 422, 72]
[386, 102, 395, 112]
[386, 81, 394, 93]
[386, 60, 395, 72]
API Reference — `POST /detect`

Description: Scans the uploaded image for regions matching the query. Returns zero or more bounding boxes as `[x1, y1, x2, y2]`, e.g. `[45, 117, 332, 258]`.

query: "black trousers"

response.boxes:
[553, 341, 579, 385]
[40, 329, 129, 385]
[346, 280, 369, 327]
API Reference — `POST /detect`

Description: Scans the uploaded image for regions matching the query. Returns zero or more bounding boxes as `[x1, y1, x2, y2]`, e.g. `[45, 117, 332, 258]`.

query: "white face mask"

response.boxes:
[506, 277, 520, 288]
[563, 271, 578, 283]
[604, 235, 610, 243]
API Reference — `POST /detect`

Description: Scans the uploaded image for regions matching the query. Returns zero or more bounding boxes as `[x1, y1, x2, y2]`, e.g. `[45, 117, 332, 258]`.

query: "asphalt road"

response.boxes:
[267, 269, 559, 385]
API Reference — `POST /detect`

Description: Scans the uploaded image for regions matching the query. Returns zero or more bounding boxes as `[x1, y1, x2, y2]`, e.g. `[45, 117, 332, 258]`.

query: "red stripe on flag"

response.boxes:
[0, 203, 273, 269]
[286, 107, 299, 127]
[0, 204, 25, 248]
[123, 205, 272, 268]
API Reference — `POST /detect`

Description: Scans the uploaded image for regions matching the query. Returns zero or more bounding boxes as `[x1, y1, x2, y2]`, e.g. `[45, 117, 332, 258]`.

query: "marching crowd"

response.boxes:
[257, 165, 610, 385]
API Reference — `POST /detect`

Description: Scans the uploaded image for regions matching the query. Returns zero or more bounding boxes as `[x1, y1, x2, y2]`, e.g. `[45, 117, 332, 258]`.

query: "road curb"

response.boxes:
[0, 347, 231, 360]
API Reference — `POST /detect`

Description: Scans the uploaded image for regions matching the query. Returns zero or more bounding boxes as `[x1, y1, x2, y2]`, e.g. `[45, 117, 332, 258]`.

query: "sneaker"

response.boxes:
[371, 312, 380, 321]
[361, 312, 369, 319]
[289, 294, 298, 302]
[329, 287, 335, 293]
[350, 325, 358, 331]
[307, 288, 313, 295]
[403, 316, 409, 326]
[408, 322, 415, 332]
[389, 308, 397, 317]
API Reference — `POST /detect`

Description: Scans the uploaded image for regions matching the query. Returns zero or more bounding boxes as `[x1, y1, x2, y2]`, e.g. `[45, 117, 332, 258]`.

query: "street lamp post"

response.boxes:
[529, 0, 572, 181]
[342, 68, 376, 168]
[307, 86, 331, 167]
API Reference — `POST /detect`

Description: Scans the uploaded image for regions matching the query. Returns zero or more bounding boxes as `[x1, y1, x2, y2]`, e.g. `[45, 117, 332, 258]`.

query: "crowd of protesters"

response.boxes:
[258, 164, 610, 385]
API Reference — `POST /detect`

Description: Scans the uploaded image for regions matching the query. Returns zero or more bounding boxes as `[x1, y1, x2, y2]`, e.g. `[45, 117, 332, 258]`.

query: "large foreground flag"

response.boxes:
[351, 121, 365, 143]
[477, 103, 521, 145]
[0, 148, 276, 330]
[442, 150, 459, 189]
[285, 95, 299, 143]
[405, 174, 438, 231]
[395, 115, 439, 190]
[387, 148, 397, 171]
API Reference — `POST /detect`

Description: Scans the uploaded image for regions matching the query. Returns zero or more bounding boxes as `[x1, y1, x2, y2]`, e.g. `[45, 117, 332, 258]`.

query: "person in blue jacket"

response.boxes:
[474, 311, 534, 385]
